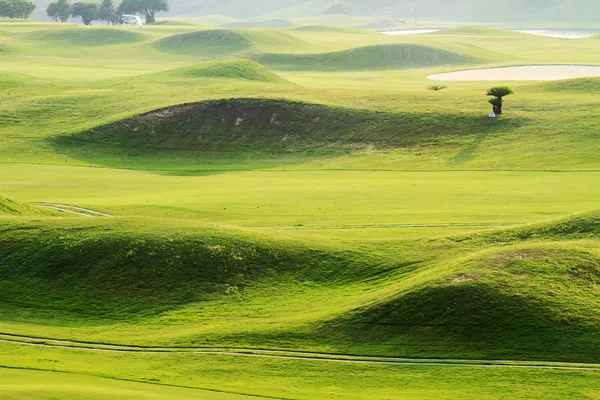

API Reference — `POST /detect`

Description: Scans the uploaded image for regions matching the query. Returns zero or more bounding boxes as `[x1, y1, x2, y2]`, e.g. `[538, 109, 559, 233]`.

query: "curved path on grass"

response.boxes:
[35, 203, 113, 217]
[2, 333, 599, 371]
[429, 65, 600, 81]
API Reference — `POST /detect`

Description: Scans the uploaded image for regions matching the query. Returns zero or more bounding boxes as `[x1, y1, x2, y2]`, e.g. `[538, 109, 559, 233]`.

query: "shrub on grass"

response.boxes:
[486, 86, 513, 114]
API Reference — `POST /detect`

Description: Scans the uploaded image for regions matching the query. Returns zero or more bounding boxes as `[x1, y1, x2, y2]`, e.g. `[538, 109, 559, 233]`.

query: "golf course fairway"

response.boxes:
[2, 19, 600, 399]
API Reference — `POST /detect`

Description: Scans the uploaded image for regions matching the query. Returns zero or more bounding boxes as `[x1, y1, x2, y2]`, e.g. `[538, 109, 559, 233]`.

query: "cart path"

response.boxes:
[35, 203, 113, 217]
[2, 333, 600, 371]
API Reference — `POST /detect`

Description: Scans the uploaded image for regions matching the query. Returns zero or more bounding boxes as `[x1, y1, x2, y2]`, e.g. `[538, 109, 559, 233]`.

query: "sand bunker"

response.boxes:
[429, 65, 600, 81]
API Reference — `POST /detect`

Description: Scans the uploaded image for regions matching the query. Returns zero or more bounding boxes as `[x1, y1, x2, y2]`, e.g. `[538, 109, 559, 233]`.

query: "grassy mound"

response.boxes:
[191, 15, 240, 26]
[60, 98, 490, 153]
[434, 26, 520, 36]
[154, 29, 311, 58]
[314, 211, 600, 361]
[0, 195, 49, 216]
[256, 44, 480, 71]
[0, 220, 363, 320]
[533, 77, 600, 93]
[163, 60, 289, 83]
[322, 245, 600, 361]
[221, 19, 295, 29]
[151, 20, 200, 26]
[27, 28, 148, 46]
[356, 18, 406, 30]
[289, 25, 371, 34]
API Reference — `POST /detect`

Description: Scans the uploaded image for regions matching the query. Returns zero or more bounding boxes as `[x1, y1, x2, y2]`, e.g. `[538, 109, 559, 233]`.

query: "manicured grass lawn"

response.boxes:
[2, 20, 600, 398]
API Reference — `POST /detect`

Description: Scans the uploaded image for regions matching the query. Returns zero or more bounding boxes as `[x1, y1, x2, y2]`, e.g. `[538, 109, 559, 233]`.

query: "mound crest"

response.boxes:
[321, 243, 600, 361]
[0, 221, 358, 320]
[434, 26, 521, 36]
[222, 19, 294, 29]
[64, 98, 482, 153]
[0, 195, 49, 216]
[289, 25, 371, 34]
[534, 77, 600, 93]
[155, 29, 311, 57]
[165, 60, 288, 83]
[257, 44, 480, 71]
[27, 28, 148, 46]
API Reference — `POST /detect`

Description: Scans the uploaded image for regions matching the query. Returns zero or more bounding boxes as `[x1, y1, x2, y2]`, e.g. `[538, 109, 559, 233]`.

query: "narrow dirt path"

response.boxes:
[2, 333, 599, 371]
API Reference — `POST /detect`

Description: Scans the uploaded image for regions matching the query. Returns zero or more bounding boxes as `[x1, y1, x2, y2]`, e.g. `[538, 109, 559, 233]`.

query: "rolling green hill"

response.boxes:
[256, 44, 483, 71]
[4, 20, 600, 400]
[221, 19, 295, 29]
[57, 98, 500, 156]
[0, 195, 51, 216]
[161, 60, 289, 83]
[153, 28, 313, 58]
[25, 27, 149, 47]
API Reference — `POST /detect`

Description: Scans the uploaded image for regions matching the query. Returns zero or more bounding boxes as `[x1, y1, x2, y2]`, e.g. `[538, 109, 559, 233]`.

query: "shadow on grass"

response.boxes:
[47, 98, 503, 175]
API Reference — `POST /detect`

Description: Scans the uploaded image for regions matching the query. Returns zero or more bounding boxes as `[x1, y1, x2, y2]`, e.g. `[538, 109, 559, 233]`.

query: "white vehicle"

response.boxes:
[119, 15, 143, 26]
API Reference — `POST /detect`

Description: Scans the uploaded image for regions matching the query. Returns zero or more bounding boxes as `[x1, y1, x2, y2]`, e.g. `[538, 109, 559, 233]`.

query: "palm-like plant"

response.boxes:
[486, 86, 513, 114]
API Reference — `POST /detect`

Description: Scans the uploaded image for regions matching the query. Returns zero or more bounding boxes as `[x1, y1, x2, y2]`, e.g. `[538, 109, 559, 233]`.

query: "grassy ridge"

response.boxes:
[3, 211, 600, 362]
[58, 98, 507, 155]
[3, 20, 600, 398]
[0, 195, 51, 216]
[257, 44, 481, 71]
[154, 29, 313, 58]
[161, 60, 289, 83]
[25, 27, 149, 46]
[0, 218, 373, 321]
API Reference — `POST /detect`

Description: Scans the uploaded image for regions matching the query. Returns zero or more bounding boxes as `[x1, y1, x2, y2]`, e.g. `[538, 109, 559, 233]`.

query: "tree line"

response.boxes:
[0, 0, 168, 24]
[47, 0, 168, 25]
[0, 0, 36, 19]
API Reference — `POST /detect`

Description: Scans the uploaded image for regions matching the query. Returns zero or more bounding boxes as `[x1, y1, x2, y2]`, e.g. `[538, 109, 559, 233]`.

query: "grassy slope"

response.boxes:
[0, 367, 255, 400]
[256, 43, 483, 71]
[58, 97, 494, 153]
[160, 60, 289, 83]
[3, 212, 600, 363]
[153, 28, 314, 58]
[0, 195, 51, 216]
[3, 22, 600, 398]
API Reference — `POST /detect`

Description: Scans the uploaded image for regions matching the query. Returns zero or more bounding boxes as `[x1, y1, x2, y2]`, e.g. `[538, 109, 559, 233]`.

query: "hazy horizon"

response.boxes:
[28, 0, 600, 27]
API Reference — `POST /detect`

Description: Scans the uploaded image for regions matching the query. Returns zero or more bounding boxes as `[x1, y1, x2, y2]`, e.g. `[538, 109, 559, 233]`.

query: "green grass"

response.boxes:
[25, 27, 149, 46]
[0, 195, 51, 216]
[3, 21, 600, 398]
[161, 60, 289, 83]
[257, 43, 482, 71]
[221, 19, 295, 29]
[0, 367, 256, 399]
[153, 28, 314, 58]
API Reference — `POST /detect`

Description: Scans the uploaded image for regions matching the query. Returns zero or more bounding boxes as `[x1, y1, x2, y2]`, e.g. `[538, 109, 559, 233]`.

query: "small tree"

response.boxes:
[486, 86, 513, 115]
[98, 0, 117, 24]
[0, 0, 36, 18]
[71, 1, 98, 25]
[47, 0, 71, 22]
[118, 0, 168, 24]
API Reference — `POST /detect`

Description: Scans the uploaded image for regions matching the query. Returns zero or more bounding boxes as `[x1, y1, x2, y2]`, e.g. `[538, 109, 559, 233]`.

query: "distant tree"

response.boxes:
[46, 0, 71, 22]
[117, 0, 168, 24]
[71, 1, 98, 25]
[487, 86, 513, 114]
[0, 0, 36, 18]
[47, 1, 59, 20]
[323, 0, 353, 16]
[98, 0, 117, 24]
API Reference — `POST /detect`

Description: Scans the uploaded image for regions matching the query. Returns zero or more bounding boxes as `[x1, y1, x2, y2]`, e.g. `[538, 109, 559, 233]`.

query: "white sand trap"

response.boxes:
[429, 65, 600, 81]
